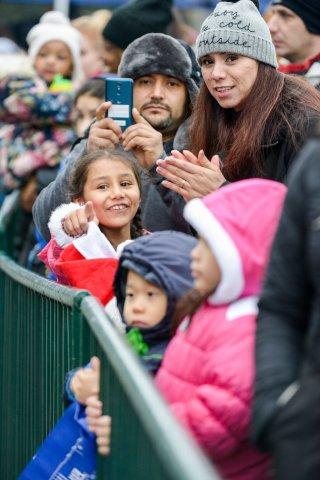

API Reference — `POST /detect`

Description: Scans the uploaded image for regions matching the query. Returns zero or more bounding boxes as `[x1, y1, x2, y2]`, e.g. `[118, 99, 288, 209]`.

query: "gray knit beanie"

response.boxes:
[118, 33, 199, 104]
[196, 0, 278, 68]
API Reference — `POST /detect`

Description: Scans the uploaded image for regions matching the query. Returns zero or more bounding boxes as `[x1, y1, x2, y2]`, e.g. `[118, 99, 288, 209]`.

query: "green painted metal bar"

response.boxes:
[82, 296, 221, 480]
[0, 251, 221, 479]
[0, 190, 20, 256]
[0, 253, 96, 478]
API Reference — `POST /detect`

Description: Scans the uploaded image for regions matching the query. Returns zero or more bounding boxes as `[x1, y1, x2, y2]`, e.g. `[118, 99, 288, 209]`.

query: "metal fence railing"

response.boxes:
[0, 251, 221, 479]
[0, 252, 95, 478]
[0, 189, 20, 257]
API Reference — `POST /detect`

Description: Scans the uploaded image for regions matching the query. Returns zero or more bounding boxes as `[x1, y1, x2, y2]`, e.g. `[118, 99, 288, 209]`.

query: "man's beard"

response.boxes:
[148, 115, 174, 131]
[141, 100, 174, 130]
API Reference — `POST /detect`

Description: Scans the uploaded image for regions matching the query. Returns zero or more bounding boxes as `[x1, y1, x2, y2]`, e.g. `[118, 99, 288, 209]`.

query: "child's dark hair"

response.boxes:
[171, 288, 207, 336]
[68, 148, 144, 239]
[74, 77, 105, 105]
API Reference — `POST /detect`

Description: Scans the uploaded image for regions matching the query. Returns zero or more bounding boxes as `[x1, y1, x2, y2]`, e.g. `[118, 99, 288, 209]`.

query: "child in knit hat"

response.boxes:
[0, 11, 83, 194]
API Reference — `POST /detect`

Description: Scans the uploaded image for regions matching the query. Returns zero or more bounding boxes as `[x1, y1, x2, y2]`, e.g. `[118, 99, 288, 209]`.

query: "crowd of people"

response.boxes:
[2, 0, 320, 478]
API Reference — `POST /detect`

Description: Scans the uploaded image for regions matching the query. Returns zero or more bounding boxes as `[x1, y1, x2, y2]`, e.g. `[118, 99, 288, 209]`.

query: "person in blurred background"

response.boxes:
[72, 9, 111, 78]
[0, 10, 82, 265]
[0, 37, 33, 80]
[101, 0, 174, 73]
[268, 0, 320, 88]
[72, 77, 105, 138]
[0, 10, 83, 195]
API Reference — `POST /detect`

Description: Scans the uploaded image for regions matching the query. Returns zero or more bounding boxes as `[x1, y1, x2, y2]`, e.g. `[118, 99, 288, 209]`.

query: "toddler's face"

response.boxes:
[124, 270, 168, 329]
[190, 237, 221, 296]
[34, 41, 73, 83]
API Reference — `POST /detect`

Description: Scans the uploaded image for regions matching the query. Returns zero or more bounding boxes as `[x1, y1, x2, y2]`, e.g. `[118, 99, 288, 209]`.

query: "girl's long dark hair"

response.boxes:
[171, 288, 208, 336]
[68, 149, 144, 238]
[190, 63, 320, 180]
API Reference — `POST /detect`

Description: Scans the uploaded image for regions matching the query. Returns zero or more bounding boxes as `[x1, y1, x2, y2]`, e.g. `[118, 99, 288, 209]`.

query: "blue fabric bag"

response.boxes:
[19, 401, 97, 480]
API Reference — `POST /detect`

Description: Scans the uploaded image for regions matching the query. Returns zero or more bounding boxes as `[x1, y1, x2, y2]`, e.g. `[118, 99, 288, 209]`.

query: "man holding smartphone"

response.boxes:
[33, 33, 201, 239]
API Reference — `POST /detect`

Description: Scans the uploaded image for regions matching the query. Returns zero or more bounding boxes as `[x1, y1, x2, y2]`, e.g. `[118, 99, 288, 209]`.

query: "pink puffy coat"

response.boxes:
[155, 179, 287, 480]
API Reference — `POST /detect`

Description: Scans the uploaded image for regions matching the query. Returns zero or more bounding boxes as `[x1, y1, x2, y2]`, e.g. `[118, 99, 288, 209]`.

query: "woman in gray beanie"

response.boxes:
[157, 0, 320, 200]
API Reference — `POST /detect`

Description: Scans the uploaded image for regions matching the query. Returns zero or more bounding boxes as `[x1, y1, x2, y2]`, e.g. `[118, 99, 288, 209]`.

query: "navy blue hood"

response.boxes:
[114, 231, 197, 346]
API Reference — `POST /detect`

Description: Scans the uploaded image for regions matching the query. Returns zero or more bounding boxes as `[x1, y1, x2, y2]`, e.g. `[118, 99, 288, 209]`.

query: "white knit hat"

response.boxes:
[26, 11, 83, 82]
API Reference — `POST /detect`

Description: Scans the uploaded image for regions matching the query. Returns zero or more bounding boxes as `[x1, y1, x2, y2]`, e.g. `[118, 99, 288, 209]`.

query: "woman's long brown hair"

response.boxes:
[190, 63, 320, 180]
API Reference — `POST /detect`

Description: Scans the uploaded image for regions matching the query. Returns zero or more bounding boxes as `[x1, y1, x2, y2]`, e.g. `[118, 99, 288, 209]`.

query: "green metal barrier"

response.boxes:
[0, 253, 97, 478]
[0, 252, 221, 479]
[82, 296, 221, 480]
[0, 190, 20, 256]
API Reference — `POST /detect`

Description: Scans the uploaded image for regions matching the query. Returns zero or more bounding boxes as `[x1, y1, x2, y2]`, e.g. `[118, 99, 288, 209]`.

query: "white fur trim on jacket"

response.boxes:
[48, 202, 83, 247]
[73, 222, 117, 259]
[184, 198, 244, 305]
[226, 296, 258, 322]
[48, 202, 134, 256]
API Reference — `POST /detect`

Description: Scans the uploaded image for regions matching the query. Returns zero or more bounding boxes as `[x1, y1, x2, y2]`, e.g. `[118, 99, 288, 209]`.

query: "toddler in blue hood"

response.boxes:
[67, 230, 196, 406]
[114, 230, 196, 375]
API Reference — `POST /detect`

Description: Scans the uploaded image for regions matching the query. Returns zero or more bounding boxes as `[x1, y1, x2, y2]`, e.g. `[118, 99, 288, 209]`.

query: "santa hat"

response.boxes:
[26, 11, 83, 82]
[44, 202, 131, 305]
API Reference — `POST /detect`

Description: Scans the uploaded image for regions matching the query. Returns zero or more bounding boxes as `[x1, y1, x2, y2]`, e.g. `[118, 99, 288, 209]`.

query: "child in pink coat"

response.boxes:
[87, 179, 286, 478]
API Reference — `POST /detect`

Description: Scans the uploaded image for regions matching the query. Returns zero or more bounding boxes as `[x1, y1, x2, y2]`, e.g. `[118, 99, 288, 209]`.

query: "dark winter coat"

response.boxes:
[114, 230, 197, 375]
[252, 138, 320, 477]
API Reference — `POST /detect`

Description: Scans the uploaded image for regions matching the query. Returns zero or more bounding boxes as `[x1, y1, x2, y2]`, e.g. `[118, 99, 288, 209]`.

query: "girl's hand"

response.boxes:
[62, 201, 98, 237]
[156, 150, 226, 202]
[70, 356, 100, 405]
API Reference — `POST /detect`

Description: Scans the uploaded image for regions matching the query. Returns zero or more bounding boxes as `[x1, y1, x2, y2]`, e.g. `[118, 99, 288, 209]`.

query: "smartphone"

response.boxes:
[105, 77, 133, 131]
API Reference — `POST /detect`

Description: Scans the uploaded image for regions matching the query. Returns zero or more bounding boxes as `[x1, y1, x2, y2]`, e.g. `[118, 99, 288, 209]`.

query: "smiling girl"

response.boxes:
[39, 149, 143, 305]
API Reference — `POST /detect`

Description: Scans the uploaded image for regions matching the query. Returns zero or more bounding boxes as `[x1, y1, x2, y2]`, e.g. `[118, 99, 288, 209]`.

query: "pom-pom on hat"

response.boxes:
[26, 11, 83, 81]
[102, 0, 173, 51]
[196, 0, 277, 68]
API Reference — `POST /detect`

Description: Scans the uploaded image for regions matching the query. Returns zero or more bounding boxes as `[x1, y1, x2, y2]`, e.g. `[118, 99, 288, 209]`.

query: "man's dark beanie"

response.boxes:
[102, 0, 173, 50]
[271, 0, 320, 35]
[118, 33, 200, 104]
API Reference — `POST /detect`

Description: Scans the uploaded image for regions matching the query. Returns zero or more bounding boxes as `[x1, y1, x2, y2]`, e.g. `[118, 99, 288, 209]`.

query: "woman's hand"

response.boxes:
[62, 201, 98, 237]
[70, 356, 100, 405]
[156, 149, 226, 202]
